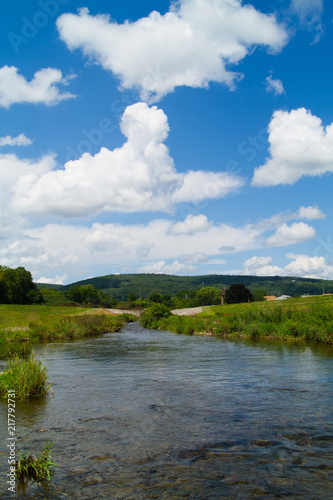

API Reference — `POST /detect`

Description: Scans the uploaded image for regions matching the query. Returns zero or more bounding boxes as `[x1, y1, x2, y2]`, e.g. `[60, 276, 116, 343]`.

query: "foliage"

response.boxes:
[148, 292, 174, 307]
[0, 266, 43, 305]
[225, 283, 253, 304]
[0, 352, 50, 399]
[57, 272, 333, 302]
[252, 289, 267, 302]
[16, 440, 55, 485]
[128, 292, 137, 302]
[140, 303, 172, 328]
[40, 288, 71, 306]
[195, 286, 222, 306]
[66, 284, 113, 307]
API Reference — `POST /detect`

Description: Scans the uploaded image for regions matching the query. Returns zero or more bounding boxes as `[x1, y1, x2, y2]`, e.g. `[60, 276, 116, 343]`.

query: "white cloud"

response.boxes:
[265, 72, 285, 96]
[36, 274, 67, 285]
[136, 260, 194, 274]
[11, 103, 243, 217]
[252, 108, 333, 186]
[57, 1, 287, 101]
[169, 214, 212, 235]
[0, 152, 55, 239]
[243, 256, 284, 276]
[0, 134, 32, 147]
[0, 66, 76, 108]
[0, 203, 325, 283]
[285, 253, 333, 278]
[173, 170, 243, 203]
[241, 252, 333, 279]
[266, 222, 316, 248]
[290, 0, 323, 42]
[297, 205, 326, 220]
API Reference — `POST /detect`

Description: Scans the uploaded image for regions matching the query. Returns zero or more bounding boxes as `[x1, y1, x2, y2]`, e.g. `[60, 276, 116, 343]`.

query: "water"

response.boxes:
[1, 323, 333, 499]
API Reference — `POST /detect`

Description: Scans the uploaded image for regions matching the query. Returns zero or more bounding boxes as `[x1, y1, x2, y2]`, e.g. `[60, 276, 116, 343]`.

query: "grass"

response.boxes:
[0, 305, 135, 343]
[0, 352, 50, 399]
[16, 440, 55, 485]
[149, 295, 333, 344]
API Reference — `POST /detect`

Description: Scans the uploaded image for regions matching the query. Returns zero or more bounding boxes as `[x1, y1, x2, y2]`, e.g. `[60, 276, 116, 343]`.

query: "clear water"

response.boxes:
[0, 323, 332, 499]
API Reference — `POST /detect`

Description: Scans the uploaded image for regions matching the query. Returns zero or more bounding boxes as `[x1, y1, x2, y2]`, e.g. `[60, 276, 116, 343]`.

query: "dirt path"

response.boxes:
[106, 308, 142, 317]
[171, 307, 206, 316]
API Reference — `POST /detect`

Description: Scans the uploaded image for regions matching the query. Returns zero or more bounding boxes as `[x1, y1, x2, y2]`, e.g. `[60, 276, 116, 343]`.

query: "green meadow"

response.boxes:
[155, 295, 333, 344]
[0, 304, 132, 344]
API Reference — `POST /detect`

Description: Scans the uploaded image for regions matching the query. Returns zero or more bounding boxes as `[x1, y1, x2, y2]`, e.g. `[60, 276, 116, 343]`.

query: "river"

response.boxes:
[1, 323, 333, 499]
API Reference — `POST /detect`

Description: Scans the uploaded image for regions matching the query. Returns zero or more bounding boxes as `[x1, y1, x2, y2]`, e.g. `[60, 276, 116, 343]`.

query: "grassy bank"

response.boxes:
[149, 295, 333, 344]
[0, 305, 134, 343]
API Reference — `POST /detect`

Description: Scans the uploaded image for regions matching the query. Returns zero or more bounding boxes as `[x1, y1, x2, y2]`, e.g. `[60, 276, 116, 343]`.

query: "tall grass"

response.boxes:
[0, 352, 50, 399]
[147, 297, 333, 344]
[0, 305, 132, 344]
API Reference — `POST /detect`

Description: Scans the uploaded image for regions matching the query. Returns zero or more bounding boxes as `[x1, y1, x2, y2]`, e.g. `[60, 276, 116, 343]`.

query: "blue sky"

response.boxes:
[1, 0, 333, 284]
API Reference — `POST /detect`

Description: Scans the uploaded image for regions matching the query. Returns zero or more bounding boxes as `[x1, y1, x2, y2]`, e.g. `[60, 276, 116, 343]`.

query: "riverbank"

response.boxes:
[153, 295, 333, 344]
[0, 305, 136, 343]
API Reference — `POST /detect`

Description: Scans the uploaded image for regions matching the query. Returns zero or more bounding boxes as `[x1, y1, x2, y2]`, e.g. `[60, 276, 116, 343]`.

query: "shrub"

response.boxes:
[140, 303, 172, 328]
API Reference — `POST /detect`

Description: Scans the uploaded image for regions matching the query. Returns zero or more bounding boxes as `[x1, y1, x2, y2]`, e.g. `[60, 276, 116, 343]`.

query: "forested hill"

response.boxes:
[46, 273, 333, 302]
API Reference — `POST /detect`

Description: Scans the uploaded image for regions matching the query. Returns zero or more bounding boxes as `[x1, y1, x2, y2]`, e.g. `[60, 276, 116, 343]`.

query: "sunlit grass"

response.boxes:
[0, 352, 50, 399]
[152, 295, 333, 343]
[0, 305, 134, 343]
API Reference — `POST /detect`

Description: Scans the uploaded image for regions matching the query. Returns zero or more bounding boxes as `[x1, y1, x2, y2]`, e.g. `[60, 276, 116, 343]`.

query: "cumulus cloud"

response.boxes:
[35, 274, 68, 285]
[0, 202, 325, 282]
[11, 103, 243, 217]
[135, 260, 195, 274]
[265, 72, 285, 96]
[0, 152, 55, 238]
[243, 256, 284, 276]
[0, 216, 258, 281]
[266, 222, 316, 248]
[169, 214, 212, 235]
[285, 253, 333, 278]
[57, 1, 287, 101]
[0, 134, 32, 147]
[241, 253, 333, 279]
[173, 170, 243, 203]
[252, 108, 333, 187]
[0, 66, 76, 108]
[297, 205, 326, 220]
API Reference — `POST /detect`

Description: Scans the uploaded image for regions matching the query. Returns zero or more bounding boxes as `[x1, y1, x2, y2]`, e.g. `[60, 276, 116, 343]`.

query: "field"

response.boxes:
[0, 305, 132, 344]
[155, 295, 333, 344]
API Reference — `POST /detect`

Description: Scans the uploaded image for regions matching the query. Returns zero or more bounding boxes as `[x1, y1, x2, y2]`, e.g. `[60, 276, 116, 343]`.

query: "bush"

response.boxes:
[140, 303, 172, 328]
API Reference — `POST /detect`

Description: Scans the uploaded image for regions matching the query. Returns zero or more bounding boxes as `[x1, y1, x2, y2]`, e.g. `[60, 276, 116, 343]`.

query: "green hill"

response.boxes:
[41, 273, 333, 302]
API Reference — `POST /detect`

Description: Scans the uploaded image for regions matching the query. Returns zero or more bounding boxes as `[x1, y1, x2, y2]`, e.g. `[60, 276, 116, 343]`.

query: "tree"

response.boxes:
[128, 292, 137, 302]
[196, 286, 221, 306]
[225, 284, 252, 304]
[252, 290, 267, 302]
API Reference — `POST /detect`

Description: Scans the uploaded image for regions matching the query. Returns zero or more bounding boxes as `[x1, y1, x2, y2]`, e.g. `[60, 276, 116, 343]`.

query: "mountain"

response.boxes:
[39, 273, 333, 302]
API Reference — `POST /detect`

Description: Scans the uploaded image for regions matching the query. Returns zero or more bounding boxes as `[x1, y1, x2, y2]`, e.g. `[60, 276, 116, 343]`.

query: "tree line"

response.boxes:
[0, 266, 43, 304]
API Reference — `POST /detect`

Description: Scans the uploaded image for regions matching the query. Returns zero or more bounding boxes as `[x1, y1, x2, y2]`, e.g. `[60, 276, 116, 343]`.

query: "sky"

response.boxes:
[1, 0, 333, 285]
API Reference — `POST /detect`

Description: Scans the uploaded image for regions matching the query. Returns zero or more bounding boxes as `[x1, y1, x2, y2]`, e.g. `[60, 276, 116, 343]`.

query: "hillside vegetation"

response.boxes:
[47, 273, 333, 302]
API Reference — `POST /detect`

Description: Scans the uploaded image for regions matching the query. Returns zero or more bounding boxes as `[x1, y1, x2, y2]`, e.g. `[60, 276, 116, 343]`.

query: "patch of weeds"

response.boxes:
[16, 440, 55, 485]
